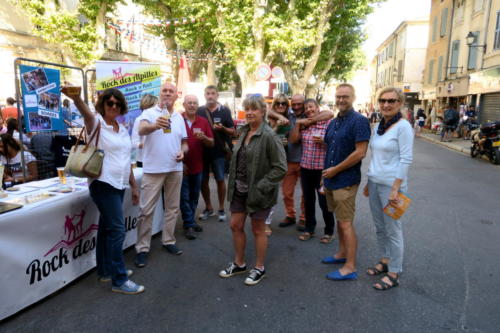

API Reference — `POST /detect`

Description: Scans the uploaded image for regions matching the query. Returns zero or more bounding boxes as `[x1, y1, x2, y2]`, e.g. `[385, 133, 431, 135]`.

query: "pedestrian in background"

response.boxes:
[441, 104, 459, 142]
[264, 93, 290, 236]
[132, 94, 158, 168]
[321, 83, 371, 281]
[62, 86, 143, 294]
[364, 87, 413, 291]
[197, 85, 236, 223]
[219, 95, 286, 286]
[289, 99, 335, 243]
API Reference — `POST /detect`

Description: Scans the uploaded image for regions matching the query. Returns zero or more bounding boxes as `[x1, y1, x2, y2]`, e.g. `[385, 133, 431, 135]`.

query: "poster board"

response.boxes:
[95, 61, 161, 132]
[20, 65, 63, 132]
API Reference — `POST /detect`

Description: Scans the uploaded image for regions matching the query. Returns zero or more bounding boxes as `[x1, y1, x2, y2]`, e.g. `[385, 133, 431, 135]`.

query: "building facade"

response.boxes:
[372, 20, 429, 112]
[469, 0, 500, 123]
[421, 0, 500, 124]
[421, 0, 453, 120]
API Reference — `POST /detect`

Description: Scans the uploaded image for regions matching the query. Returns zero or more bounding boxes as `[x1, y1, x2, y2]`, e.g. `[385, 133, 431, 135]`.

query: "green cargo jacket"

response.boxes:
[227, 122, 287, 214]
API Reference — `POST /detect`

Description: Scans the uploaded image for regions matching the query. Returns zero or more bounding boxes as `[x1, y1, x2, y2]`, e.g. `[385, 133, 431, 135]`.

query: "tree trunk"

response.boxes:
[189, 37, 206, 81]
[93, 4, 107, 59]
[292, 0, 337, 94]
[236, 61, 256, 97]
[206, 54, 216, 86]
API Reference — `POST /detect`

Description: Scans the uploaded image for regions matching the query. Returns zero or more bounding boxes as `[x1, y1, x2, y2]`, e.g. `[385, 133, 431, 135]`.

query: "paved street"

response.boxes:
[1, 138, 499, 333]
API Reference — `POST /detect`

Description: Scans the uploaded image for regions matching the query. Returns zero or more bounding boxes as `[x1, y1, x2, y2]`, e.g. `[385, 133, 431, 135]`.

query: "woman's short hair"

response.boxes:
[95, 88, 128, 116]
[140, 94, 158, 111]
[304, 98, 319, 108]
[377, 87, 405, 104]
[243, 95, 267, 115]
[271, 93, 289, 111]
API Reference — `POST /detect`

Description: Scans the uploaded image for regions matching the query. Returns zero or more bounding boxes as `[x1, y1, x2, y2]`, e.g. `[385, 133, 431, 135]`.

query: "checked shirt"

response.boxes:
[300, 120, 331, 170]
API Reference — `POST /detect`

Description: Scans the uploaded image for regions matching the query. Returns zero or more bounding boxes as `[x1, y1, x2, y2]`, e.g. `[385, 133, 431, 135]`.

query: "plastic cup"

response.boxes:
[160, 115, 171, 133]
[57, 167, 66, 185]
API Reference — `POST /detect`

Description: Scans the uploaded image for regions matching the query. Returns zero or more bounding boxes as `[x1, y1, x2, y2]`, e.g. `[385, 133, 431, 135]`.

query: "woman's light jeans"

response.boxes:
[367, 180, 407, 274]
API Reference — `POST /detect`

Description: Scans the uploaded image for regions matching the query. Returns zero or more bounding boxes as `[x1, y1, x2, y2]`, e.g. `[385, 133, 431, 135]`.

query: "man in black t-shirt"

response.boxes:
[196, 85, 236, 222]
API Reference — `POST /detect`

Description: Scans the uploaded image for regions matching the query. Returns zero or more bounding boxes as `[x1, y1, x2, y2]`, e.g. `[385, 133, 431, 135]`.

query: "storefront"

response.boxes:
[469, 66, 500, 124]
[436, 76, 470, 117]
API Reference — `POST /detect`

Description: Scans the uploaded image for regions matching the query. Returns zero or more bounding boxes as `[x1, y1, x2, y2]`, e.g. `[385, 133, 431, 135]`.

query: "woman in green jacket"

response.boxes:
[219, 95, 287, 286]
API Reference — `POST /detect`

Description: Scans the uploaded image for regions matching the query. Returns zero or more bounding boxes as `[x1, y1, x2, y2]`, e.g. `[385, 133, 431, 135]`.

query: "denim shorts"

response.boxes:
[230, 191, 271, 221]
[203, 157, 226, 181]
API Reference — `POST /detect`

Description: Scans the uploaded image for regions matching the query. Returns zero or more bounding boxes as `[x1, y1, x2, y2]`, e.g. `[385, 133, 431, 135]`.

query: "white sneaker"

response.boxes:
[218, 210, 226, 222]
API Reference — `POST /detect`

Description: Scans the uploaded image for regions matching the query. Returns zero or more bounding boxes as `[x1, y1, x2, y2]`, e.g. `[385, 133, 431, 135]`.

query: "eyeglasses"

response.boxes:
[335, 95, 351, 100]
[105, 100, 123, 108]
[378, 98, 399, 105]
[276, 102, 288, 107]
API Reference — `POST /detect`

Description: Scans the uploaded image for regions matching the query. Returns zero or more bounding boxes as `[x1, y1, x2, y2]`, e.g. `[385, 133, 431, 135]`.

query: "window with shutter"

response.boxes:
[450, 40, 460, 74]
[468, 32, 479, 70]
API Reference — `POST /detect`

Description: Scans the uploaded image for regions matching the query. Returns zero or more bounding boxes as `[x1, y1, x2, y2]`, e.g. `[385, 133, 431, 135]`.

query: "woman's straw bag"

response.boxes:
[64, 121, 104, 178]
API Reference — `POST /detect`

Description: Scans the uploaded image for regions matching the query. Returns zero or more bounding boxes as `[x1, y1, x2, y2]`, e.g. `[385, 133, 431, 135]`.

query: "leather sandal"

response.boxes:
[373, 274, 399, 291]
[366, 261, 388, 276]
[319, 234, 334, 244]
[298, 232, 313, 241]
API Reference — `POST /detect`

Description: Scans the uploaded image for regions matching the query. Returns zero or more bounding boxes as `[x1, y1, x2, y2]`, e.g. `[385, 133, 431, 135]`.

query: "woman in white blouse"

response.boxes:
[363, 87, 413, 291]
[62, 86, 144, 295]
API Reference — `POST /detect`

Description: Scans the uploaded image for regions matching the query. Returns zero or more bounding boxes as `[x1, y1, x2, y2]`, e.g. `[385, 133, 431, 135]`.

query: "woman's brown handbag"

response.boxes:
[64, 122, 104, 178]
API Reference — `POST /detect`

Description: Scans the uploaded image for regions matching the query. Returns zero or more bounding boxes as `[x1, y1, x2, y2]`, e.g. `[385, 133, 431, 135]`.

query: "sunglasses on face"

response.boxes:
[105, 100, 123, 108]
[378, 98, 399, 105]
[276, 102, 288, 107]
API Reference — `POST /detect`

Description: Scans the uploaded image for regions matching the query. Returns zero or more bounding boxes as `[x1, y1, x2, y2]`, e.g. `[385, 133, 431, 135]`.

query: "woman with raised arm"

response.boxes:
[62, 86, 144, 295]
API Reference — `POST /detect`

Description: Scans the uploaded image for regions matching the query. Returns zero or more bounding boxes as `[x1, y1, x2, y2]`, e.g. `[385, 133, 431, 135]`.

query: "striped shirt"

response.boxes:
[300, 120, 331, 170]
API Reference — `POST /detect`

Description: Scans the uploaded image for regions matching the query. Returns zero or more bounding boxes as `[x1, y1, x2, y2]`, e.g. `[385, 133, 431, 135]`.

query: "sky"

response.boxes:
[362, 0, 431, 60]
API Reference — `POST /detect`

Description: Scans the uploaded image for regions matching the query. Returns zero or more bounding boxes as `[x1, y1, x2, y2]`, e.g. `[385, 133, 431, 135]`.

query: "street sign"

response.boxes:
[255, 64, 271, 81]
[271, 66, 284, 79]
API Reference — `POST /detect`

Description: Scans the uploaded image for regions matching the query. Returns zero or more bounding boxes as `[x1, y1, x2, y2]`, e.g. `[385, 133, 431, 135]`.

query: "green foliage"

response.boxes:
[12, 0, 121, 67]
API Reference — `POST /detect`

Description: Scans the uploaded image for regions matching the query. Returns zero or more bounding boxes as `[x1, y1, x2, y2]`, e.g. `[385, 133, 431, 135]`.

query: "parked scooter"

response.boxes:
[470, 121, 500, 165]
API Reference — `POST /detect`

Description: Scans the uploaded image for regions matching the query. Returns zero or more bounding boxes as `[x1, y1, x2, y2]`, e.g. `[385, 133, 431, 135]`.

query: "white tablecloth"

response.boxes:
[0, 169, 164, 320]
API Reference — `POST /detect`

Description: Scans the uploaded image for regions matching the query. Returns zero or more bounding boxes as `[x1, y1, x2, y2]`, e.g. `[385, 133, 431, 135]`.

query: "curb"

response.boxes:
[419, 135, 492, 162]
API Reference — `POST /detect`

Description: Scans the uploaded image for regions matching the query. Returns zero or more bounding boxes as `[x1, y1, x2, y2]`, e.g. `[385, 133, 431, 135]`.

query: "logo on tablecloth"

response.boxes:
[25, 208, 97, 285]
[43, 210, 97, 257]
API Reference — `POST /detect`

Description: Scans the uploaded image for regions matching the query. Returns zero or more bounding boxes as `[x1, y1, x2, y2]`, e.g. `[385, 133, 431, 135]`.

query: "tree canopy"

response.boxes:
[12, 0, 383, 95]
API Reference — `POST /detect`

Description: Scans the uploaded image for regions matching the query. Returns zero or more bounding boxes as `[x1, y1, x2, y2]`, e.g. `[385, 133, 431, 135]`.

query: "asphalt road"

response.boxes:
[1, 139, 500, 333]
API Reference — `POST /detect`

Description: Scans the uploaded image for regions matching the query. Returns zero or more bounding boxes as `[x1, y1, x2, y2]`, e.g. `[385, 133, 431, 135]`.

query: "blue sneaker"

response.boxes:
[326, 269, 358, 281]
[321, 256, 347, 264]
[112, 279, 145, 294]
[98, 269, 133, 282]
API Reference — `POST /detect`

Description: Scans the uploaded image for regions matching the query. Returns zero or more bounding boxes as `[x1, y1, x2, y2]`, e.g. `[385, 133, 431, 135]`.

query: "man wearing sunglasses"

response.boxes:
[268, 94, 333, 230]
[134, 82, 189, 267]
[321, 83, 371, 281]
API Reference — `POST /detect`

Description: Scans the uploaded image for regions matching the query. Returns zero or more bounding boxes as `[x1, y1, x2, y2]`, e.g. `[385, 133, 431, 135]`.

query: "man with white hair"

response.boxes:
[180, 95, 214, 240]
[134, 82, 188, 267]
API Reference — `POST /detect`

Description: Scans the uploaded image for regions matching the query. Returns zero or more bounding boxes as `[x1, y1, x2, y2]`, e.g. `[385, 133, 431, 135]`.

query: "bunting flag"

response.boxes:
[106, 21, 230, 63]
[115, 17, 205, 27]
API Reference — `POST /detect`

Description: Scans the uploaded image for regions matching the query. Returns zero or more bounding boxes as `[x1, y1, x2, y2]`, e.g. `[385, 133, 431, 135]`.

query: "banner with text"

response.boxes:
[20, 65, 64, 132]
[95, 61, 161, 132]
[0, 173, 164, 320]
